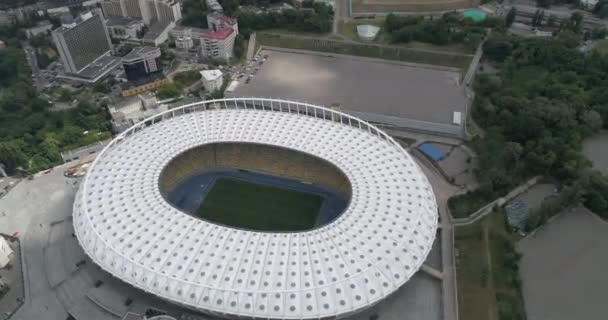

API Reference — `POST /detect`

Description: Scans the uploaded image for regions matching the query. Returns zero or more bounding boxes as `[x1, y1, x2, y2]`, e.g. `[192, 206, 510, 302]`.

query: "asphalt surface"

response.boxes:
[232, 49, 466, 126]
[0, 139, 460, 320]
[519, 207, 608, 320]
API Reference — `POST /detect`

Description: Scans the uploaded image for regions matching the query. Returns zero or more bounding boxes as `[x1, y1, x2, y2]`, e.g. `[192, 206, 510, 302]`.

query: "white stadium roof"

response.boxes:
[73, 98, 438, 319]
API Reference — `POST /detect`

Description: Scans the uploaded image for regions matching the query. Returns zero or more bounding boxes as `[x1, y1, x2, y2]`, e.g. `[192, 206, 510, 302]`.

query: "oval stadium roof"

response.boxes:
[73, 98, 438, 319]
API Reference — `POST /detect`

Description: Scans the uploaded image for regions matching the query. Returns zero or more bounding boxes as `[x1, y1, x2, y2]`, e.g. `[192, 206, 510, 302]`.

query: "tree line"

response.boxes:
[474, 31, 608, 217]
[235, 1, 333, 36]
[182, 0, 333, 35]
[384, 12, 503, 49]
[0, 28, 112, 174]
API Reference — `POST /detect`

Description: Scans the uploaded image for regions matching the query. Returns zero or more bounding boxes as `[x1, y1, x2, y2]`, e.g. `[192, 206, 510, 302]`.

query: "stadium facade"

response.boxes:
[73, 98, 439, 319]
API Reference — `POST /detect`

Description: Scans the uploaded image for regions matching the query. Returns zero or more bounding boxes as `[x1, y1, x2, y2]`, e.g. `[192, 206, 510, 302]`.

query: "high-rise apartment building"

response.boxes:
[101, 0, 181, 25]
[100, 0, 123, 17]
[200, 13, 238, 61]
[52, 12, 114, 74]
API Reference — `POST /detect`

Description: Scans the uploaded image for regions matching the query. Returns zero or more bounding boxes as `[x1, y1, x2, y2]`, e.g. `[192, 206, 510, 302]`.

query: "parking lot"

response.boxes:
[519, 207, 608, 320]
[231, 49, 467, 136]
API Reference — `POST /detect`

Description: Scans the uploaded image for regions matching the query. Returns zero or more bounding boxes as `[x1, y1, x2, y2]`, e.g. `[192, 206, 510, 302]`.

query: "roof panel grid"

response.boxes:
[73, 99, 438, 319]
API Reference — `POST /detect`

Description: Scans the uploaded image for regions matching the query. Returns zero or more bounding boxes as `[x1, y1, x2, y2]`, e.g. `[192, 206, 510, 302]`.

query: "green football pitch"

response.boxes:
[197, 178, 324, 231]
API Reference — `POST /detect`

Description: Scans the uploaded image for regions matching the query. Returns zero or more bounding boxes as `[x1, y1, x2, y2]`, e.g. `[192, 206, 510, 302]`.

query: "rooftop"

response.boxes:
[73, 99, 438, 319]
[201, 28, 233, 40]
[208, 12, 237, 25]
[356, 24, 380, 39]
[58, 53, 121, 82]
[142, 21, 173, 41]
[122, 46, 161, 62]
[106, 16, 143, 27]
[200, 69, 222, 81]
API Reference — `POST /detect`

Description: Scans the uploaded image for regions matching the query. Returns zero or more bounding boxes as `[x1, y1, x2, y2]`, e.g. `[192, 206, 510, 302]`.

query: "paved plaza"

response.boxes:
[519, 207, 608, 320]
[231, 49, 467, 136]
[0, 156, 453, 320]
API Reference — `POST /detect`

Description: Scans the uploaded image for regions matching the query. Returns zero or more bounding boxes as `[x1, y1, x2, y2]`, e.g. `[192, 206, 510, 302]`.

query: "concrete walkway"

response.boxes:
[452, 176, 542, 226]
[414, 156, 461, 320]
[246, 32, 257, 61]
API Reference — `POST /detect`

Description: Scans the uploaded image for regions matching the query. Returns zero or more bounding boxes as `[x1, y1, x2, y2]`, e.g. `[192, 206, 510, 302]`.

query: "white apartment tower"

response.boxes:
[101, 0, 181, 25]
[200, 13, 238, 60]
[52, 12, 113, 74]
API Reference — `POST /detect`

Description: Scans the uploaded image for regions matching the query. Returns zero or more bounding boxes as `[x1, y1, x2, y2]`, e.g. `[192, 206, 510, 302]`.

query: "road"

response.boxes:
[414, 155, 461, 320]
[22, 42, 50, 91]
[332, 0, 349, 35]
[0, 167, 79, 320]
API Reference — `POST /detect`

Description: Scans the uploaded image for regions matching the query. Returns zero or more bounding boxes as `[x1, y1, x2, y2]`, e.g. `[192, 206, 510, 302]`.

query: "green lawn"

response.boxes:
[594, 40, 608, 55]
[256, 32, 473, 70]
[198, 178, 323, 231]
[448, 189, 495, 219]
[455, 211, 526, 320]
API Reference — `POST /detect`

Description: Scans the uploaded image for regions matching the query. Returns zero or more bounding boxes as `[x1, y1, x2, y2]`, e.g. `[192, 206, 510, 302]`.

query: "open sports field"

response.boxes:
[198, 178, 324, 231]
[351, 0, 474, 14]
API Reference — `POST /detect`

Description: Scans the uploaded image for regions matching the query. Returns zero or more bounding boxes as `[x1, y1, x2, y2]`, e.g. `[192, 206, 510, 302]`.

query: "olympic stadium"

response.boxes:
[72, 98, 439, 319]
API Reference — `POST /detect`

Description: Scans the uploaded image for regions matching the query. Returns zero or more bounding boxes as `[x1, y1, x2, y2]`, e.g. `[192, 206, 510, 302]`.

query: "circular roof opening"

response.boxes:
[159, 142, 352, 232]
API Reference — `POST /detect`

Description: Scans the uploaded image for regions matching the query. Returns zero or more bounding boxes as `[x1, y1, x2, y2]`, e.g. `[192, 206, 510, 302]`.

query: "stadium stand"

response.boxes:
[159, 143, 351, 197]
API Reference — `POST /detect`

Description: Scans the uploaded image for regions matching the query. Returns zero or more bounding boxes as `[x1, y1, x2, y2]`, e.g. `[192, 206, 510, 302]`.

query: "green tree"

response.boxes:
[506, 7, 516, 27]
[222, 0, 240, 15]
[580, 110, 603, 135]
[537, 0, 552, 8]
[182, 0, 208, 28]
[483, 36, 513, 62]
[157, 82, 182, 99]
[0, 140, 27, 174]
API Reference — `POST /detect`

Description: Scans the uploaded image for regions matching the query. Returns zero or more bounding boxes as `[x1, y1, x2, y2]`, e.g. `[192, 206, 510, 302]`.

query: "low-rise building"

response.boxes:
[170, 25, 207, 46]
[141, 20, 174, 46]
[200, 69, 223, 91]
[580, 0, 599, 9]
[0, 10, 16, 26]
[25, 20, 54, 38]
[106, 16, 144, 40]
[108, 93, 168, 132]
[175, 36, 194, 50]
[122, 46, 161, 81]
[207, 12, 238, 34]
[0, 236, 13, 268]
[120, 75, 168, 97]
[206, 0, 223, 12]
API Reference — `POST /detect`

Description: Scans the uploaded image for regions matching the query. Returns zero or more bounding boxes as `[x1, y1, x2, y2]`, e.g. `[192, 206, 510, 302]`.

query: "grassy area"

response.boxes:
[455, 211, 526, 320]
[198, 178, 323, 231]
[448, 189, 495, 219]
[338, 18, 474, 54]
[172, 70, 201, 87]
[263, 28, 334, 38]
[350, 0, 475, 14]
[594, 40, 608, 55]
[256, 32, 472, 70]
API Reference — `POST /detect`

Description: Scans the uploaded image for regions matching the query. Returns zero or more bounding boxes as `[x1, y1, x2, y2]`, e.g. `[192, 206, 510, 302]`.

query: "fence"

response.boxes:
[256, 32, 473, 70]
